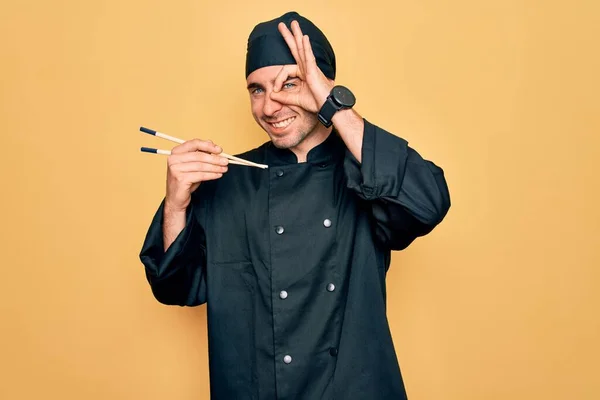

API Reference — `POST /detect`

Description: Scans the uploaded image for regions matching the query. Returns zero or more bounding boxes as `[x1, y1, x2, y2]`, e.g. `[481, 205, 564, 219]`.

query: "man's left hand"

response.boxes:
[270, 20, 334, 114]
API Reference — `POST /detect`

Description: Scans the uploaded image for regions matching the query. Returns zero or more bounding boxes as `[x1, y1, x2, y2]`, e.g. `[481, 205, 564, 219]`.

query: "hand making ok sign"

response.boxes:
[270, 20, 335, 114]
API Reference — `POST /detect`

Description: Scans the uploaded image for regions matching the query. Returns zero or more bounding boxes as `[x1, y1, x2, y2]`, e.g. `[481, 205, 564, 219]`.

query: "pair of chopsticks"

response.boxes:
[140, 126, 268, 169]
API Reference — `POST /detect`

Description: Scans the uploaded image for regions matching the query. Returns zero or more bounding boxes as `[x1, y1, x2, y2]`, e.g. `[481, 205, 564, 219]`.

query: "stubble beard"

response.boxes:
[269, 115, 319, 150]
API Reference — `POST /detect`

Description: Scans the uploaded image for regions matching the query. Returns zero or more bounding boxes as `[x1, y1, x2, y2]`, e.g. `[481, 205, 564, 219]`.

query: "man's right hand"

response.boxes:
[165, 139, 229, 212]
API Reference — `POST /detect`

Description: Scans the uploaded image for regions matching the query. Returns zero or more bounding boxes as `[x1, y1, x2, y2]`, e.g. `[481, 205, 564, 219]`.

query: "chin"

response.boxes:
[262, 125, 300, 148]
[270, 135, 302, 150]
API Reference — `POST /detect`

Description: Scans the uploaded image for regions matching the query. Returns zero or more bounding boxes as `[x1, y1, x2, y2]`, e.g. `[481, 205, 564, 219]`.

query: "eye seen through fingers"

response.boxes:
[248, 80, 298, 96]
[282, 78, 300, 90]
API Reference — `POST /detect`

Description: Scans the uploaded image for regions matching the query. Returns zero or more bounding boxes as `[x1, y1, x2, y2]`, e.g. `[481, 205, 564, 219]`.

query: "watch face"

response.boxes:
[332, 86, 356, 108]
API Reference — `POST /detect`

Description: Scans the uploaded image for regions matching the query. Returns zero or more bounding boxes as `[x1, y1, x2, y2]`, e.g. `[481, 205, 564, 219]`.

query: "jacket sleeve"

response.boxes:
[344, 119, 451, 250]
[139, 198, 207, 306]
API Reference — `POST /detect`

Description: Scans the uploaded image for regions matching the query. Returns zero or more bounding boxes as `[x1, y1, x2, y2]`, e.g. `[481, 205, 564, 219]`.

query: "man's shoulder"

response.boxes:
[233, 141, 271, 164]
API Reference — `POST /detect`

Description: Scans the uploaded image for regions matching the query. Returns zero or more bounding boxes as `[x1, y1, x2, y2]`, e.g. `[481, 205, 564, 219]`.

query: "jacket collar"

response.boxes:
[265, 130, 345, 167]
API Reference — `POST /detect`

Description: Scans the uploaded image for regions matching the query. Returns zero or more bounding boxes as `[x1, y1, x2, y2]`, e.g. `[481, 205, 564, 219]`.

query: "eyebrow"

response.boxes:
[247, 82, 264, 91]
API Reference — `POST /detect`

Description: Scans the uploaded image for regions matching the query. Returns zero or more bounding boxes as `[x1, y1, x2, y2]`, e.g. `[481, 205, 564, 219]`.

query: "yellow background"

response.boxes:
[1, 0, 598, 399]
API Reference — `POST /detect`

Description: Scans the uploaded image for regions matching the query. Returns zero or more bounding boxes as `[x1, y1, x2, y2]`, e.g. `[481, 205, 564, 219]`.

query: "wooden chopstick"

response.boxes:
[140, 126, 268, 169]
[140, 146, 251, 166]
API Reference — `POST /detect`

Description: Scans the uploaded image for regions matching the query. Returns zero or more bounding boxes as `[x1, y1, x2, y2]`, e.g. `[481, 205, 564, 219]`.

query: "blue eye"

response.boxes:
[251, 88, 264, 95]
[283, 82, 296, 89]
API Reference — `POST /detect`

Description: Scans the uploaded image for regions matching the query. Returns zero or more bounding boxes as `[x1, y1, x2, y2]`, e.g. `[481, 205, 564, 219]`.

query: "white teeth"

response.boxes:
[271, 117, 295, 128]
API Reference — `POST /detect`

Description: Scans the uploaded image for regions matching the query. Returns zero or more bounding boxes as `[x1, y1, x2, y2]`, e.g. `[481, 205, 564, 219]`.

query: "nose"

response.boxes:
[263, 91, 283, 117]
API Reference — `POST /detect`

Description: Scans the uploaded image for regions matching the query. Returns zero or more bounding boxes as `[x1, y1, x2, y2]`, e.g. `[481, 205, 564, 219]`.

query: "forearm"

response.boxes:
[331, 108, 364, 163]
[342, 119, 451, 249]
[140, 200, 208, 306]
[162, 202, 187, 252]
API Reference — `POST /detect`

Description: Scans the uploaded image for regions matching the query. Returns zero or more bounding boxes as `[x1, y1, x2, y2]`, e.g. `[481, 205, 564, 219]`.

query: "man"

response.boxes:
[140, 11, 450, 400]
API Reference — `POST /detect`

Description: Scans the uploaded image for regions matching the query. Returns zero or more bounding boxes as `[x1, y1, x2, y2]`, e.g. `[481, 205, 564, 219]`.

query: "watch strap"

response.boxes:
[317, 97, 339, 128]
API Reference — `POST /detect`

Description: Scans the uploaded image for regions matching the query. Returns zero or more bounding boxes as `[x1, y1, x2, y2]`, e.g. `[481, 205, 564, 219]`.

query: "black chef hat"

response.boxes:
[245, 11, 336, 80]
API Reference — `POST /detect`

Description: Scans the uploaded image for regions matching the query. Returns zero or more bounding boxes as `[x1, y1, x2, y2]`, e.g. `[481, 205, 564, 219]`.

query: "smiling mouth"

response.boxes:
[268, 116, 296, 129]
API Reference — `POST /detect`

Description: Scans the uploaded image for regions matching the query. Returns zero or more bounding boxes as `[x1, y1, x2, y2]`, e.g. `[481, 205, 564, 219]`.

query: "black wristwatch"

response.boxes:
[318, 85, 356, 128]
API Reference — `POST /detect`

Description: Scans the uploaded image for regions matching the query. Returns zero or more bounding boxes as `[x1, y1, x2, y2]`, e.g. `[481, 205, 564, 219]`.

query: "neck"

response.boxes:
[290, 124, 332, 162]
